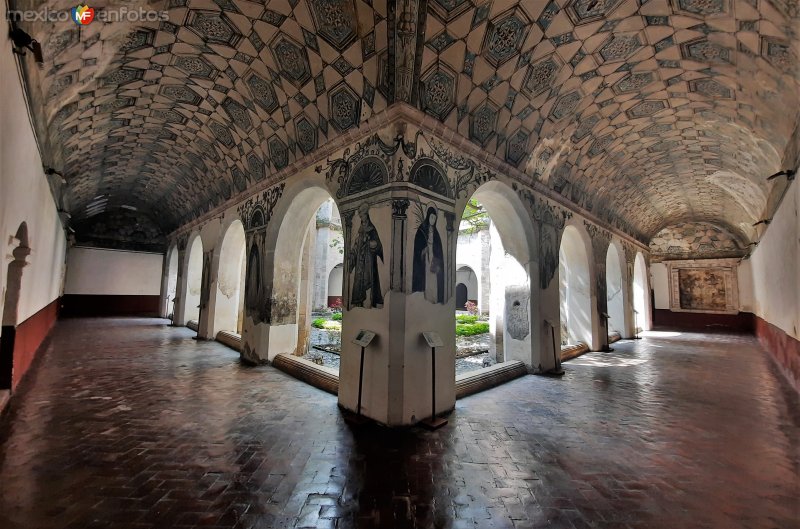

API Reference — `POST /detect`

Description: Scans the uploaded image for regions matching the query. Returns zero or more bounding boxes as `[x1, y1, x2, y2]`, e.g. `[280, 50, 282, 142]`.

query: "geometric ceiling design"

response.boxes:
[21, 0, 800, 249]
[648, 221, 746, 261]
[29, 0, 386, 230]
[419, 0, 799, 243]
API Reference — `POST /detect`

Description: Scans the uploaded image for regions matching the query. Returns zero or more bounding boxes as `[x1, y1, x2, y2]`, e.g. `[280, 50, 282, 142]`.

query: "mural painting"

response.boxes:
[412, 205, 445, 304]
[350, 203, 384, 309]
[505, 286, 530, 340]
[200, 250, 212, 311]
[237, 183, 285, 324]
[678, 269, 727, 311]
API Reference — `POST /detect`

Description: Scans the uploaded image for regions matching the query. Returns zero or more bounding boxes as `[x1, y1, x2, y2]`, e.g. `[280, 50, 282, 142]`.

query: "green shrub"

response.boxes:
[455, 322, 490, 336]
[312, 318, 327, 329]
[331, 312, 343, 321]
[456, 314, 479, 324]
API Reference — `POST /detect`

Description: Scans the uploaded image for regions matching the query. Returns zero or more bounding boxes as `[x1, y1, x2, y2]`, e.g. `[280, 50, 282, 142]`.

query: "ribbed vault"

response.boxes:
[15, 0, 800, 247]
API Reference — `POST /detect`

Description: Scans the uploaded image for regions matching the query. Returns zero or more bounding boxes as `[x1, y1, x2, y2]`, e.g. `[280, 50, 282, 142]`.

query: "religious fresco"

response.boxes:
[236, 184, 285, 324]
[349, 203, 385, 309]
[678, 269, 727, 311]
[517, 188, 571, 290]
[412, 205, 445, 304]
[199, 250, 212, 311]
[667, 259, 739, 314]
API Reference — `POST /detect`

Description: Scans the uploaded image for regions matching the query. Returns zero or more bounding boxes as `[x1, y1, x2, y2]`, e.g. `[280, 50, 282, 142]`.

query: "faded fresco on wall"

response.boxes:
[678, 269, 727, 311]
[237, 183, 284, 324]
[505, 286, 530, 340]
[349, 203, 384, 309]
[412, 205, 445, 304]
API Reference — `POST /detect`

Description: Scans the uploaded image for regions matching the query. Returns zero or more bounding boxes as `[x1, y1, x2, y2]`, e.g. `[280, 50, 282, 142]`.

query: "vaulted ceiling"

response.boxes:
[18, 0, 800, 246]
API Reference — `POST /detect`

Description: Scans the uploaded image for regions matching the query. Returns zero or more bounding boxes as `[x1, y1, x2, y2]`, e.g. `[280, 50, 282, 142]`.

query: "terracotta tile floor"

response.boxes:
[0, 318, 798, 529]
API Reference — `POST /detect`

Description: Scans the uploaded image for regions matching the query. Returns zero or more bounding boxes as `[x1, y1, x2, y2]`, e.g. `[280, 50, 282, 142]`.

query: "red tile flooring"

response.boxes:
[0, 318, 798, 529]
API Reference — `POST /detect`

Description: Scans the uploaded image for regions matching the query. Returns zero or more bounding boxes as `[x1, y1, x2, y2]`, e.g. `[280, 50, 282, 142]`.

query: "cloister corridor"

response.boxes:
[0, 318, 797, 529]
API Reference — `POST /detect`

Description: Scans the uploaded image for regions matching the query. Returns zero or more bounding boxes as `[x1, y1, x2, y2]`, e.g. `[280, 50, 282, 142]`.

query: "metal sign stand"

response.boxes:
[421, 332, 447, 430]
[345, 330, 376, 425]
[632, 309, 642, 340]
[600, 312, 614, 352]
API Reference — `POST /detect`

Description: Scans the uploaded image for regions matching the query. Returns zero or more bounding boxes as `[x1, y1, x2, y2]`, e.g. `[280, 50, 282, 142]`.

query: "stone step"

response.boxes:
[272, 353, 339, 396]
[455, 360, 528, 399]
[216, 330, 242, 352]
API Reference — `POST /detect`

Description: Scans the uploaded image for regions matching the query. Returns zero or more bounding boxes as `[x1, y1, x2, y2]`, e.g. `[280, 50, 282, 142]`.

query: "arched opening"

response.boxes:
[455, 184, 533, 375]
[261, 188, 343, 368]
[327, 264, 343, 308]
[606, 242, 625, 337]
[455, 265, 478, 311]
[633, 252, 650, 332]
[184, 235, 203, 324]
[559, 225, 592, 347]
[213, 220, 246, 335]
[1, 222, 30, 391]
[164, 245, 178, 319]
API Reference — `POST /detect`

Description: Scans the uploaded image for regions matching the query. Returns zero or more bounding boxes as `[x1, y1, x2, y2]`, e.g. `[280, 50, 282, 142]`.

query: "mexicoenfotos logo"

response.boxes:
[71, 5, 95, 25]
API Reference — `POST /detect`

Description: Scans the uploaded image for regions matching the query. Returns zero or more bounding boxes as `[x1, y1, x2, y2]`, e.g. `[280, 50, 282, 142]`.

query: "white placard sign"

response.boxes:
[352, 330, 376, 347]
[422, 331, 443, 348]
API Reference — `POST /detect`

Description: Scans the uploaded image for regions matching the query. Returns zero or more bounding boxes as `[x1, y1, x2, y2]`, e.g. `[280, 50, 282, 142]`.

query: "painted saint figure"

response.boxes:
[350, 204, 384, 308]
[412, 206, 445, 303]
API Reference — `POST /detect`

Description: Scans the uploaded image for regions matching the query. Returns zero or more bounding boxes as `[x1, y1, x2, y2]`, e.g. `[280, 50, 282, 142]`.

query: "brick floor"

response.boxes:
[0, 318, 798, 529]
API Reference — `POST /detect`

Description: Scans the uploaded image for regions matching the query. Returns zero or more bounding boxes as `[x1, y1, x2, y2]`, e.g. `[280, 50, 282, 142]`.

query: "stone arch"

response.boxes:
[559, 223, 596, 349]
[1, 222, 31, 390]
[458, 181, 536, 366]
[183, 234, 204, 324]
[246, 176, 340, 362]
[633, 252, 651, 332]
[455, 265, 478, 310]
[605, 240, 628, 336]
[213, 219, 246, 335]
[327, 263, 343, 306]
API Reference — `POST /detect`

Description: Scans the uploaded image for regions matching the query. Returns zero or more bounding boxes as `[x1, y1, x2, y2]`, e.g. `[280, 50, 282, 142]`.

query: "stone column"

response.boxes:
[172, 237, 188, 326]
[197, 249, 215, 339]
[338, 189, 457, 426]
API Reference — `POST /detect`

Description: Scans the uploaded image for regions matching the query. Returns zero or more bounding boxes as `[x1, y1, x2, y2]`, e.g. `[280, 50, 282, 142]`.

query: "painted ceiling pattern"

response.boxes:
[30, 0, 387, 230]
[648, 221, 745, 259]
[21, 0, 800, 249]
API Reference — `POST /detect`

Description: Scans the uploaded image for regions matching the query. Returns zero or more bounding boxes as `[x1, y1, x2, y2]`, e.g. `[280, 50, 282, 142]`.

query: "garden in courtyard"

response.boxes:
[301, 300, 492, 375]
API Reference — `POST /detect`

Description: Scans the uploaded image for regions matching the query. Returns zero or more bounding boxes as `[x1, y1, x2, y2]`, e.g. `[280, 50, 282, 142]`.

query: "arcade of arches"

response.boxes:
[0, 0, 798, 526]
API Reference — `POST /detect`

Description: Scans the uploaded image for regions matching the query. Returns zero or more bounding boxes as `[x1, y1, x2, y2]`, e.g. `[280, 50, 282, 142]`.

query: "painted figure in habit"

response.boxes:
[413, 206, 445, 303]
[350, 204, 384, 308]
[245, 243, 260, 312]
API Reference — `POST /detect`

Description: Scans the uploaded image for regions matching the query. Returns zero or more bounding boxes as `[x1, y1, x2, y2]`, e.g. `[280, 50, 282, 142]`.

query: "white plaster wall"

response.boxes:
[455, 230, 485, 311]
[0, 12, 67, 325]
[651, 262, 670, 309]
[606, 248, 625, 333]
[747, 179, 799, 339]
[64, 247, 162, 295]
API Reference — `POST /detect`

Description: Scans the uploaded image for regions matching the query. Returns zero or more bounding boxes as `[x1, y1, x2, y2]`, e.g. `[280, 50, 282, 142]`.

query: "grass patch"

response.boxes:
[455, 322, 490, 336]
[331, 312, 343, 321]
[312, 318, 341, 330]
[456, 314, 479, 324]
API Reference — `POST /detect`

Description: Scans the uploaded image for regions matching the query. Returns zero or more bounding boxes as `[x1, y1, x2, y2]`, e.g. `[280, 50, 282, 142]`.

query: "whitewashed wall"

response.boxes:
[0, 7, 67, 326]
[746, 180, 799, 340]
[64, 247, 162, 295]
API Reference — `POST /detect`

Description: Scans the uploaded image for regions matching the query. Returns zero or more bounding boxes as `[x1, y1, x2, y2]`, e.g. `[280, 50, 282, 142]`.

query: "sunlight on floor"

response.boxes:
[641, 331, 683, 338]
[568, 354, 649, 368]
